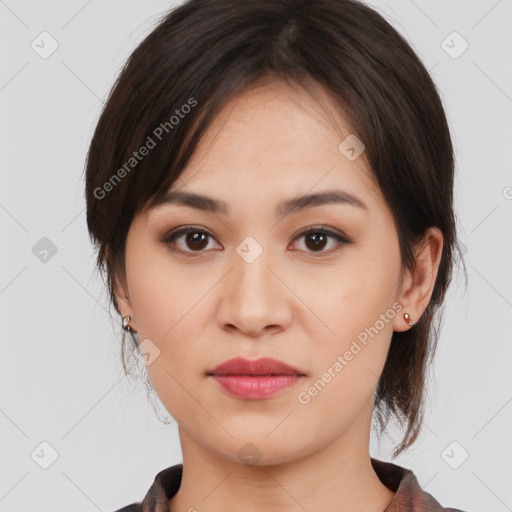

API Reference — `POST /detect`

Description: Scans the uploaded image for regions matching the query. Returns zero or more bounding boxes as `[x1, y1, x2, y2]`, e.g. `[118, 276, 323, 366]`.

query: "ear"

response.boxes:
[114, 272, 138, 332]
[393, 227, 444, 332]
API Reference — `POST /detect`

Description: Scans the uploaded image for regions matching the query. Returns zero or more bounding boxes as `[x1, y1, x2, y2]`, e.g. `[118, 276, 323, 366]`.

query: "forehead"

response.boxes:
[153, 80, 384, 219]
[182, 79, 376, 189]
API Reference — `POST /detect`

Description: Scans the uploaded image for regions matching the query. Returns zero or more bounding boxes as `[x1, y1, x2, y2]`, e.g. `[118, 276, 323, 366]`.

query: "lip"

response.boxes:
[208, 357, 306, 377]
[211, 375, 303, 399]
[207, 357, 306, 400]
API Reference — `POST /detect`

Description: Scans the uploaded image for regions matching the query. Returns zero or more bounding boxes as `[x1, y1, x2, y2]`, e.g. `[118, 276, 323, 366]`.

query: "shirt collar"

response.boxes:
[138, 457, 458, 512]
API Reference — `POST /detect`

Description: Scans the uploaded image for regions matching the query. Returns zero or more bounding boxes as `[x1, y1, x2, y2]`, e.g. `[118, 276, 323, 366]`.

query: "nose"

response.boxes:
[216, 248, 293, 338]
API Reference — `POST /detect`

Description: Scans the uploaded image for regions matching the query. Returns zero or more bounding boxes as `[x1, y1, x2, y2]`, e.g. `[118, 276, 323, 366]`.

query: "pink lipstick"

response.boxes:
[207, 357, 306, 400]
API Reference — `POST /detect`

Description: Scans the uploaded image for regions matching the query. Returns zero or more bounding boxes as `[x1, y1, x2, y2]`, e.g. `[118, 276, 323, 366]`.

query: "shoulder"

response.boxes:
[371, 458, 469, 512]
[111, 463, 183, 512]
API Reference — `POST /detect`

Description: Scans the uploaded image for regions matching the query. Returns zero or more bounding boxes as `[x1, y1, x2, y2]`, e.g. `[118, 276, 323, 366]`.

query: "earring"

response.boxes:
[122, 315, 137, 333]
[403, 312, 414, 326]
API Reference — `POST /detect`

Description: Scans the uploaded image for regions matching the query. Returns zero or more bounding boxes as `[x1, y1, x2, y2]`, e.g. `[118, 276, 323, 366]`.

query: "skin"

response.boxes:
[115, 79, 443, 512]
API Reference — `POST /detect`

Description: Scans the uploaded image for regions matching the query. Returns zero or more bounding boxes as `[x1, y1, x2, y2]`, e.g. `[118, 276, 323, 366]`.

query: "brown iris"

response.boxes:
[184, 231, 209, 251]
[304, 231, 328, 252]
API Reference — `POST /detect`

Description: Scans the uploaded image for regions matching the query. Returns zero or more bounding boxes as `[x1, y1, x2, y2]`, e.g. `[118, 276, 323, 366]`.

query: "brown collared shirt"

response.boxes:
[113, 458, 467, 512]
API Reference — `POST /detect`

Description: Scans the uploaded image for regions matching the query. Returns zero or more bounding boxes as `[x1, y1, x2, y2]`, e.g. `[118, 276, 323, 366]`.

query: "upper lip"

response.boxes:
[208, 357, 306, 376]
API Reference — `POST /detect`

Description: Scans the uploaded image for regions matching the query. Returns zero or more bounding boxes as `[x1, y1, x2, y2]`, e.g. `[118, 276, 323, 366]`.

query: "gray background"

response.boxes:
[1, 0, 511, 511]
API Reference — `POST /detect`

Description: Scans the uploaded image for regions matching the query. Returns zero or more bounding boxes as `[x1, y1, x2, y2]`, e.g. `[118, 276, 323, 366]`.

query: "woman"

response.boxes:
[85, 0, 468, 510]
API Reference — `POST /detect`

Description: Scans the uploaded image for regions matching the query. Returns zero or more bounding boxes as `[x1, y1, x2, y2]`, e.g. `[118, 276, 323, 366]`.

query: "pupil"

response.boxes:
[306, 232, 327, 251]
[187, 232, 207, 250]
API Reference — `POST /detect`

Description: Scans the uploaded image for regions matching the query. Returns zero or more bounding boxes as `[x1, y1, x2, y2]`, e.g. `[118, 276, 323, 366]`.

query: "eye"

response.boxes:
[161, 225, 353, 257]
[161, 226, 220, 256]
[290, 226, 353, 256]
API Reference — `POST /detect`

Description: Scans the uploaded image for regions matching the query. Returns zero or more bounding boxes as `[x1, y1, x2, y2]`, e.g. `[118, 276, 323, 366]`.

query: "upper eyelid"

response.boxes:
[162, 225, 348, 240]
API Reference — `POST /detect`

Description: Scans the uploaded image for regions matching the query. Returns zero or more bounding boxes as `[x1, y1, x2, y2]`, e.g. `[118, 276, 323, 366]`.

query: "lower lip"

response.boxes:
[210, 375, 302, 399]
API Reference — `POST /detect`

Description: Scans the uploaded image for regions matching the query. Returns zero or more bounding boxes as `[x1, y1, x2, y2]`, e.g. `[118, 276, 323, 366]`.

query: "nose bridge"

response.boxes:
[217, 234, 292, 334]
[232, 234, 277, 303]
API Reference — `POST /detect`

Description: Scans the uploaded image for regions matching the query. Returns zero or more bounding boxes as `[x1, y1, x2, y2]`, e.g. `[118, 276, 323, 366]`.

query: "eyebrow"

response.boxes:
[152, 188, 368, 218]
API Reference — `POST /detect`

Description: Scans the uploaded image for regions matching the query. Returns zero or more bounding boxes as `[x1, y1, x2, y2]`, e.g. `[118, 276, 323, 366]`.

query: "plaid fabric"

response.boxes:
[113, 458, 467, 512]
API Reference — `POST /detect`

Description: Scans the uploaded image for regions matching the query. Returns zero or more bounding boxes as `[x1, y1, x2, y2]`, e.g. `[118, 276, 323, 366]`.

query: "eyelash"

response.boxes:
[160, 225, 353, 258]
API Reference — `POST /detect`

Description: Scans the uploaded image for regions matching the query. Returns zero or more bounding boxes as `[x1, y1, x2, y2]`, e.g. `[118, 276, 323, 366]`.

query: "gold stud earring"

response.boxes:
[403, 312, 414, 326]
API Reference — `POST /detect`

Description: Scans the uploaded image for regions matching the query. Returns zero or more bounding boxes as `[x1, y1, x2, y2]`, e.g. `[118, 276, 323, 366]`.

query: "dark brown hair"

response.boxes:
[84, 0, 466, 457]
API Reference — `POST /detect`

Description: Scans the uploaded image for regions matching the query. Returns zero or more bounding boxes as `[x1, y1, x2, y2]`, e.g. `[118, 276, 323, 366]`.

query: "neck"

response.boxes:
[168, 409, 395, 512]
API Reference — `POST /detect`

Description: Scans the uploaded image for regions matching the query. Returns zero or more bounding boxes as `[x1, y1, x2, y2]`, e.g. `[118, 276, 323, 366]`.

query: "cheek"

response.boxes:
[295, 296, 395, 432]
[124, 245, 217, 392]
[294, 247, 400, 344]
[292, 247, 400, 402]
[125, 241, 210, 340]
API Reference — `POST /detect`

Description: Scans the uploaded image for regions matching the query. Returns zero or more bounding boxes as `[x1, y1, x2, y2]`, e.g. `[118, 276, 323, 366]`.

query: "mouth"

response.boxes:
[206, 357, 306, 400]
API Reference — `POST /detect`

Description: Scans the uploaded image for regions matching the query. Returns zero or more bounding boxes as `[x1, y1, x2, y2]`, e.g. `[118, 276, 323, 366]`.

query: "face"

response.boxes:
[116, 80, 415, 465]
